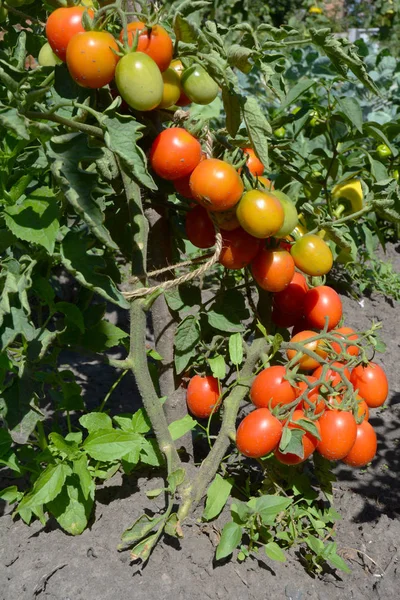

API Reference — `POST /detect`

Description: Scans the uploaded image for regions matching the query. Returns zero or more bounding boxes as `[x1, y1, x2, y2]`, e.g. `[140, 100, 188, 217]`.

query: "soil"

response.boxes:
[1, 244, 399, 600]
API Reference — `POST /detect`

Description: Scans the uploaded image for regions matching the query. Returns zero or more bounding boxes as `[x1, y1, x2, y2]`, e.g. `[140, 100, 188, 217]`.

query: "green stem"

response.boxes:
[178, 338, 270, 520]
[309, 204, 372, 234]
[24, 111, 103, 139]
[98, 369, 129, 412]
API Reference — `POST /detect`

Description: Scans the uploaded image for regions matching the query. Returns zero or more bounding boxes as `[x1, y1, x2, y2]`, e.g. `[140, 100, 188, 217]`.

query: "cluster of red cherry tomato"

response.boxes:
[42, 5, 218, 111]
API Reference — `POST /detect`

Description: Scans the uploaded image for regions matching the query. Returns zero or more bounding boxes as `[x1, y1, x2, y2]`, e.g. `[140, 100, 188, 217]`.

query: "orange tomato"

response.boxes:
[219, 228, 260, 270]
[287, 330, 328, 371]
[252, 247, 295, 292]
[236, 190, 284, 239]
[120, 22, 173, 72]
[190, 159, 244, 212]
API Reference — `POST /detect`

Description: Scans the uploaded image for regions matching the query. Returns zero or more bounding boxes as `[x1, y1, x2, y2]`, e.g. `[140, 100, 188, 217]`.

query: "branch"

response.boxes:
[25, 111, 104, 139]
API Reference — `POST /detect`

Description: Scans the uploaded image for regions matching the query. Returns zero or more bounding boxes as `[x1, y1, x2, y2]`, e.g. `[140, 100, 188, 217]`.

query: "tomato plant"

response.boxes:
[342, 421, 377, 467]
[120, 22, 173, 72]
[115, 52, 164, 111]
[303, 285, 342, 331]
[291, 234, 333, 276]
[287, 330, 328, 371]
[243, 148, 264, 176]
[185, 205, 215, 249]
[274, 410, 320, 464]
[219, 228, 260, 269]
[181, 65, 219, 105]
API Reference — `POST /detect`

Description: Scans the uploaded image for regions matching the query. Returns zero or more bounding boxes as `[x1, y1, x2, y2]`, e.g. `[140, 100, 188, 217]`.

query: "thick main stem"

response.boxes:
[178, 338, 270, 520]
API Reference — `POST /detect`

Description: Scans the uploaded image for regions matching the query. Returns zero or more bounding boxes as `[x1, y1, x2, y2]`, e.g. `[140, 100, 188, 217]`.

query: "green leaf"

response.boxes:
[216, 522, 243, 560]
[0, 107, 29, 140]
[174, 13, 201, 44]
[47, 474, 94, 535]
[73, 455, 94, 501]
[48, 432, 79, 457]
[168, 414, 197, 441]
[279, 428, 305, 457]
[17, 463, 70, 511]
[55, 302, 84, 333]
[0, 485, 20, 504]
[203, 474, 232, 521]
[103, 115, 157, 191]
[324, 542, 351, 573]
[242, 96, 270, 169]
[174, 315, 200, 374]
[365, 124, 397, 157]
[229, 333, 243, 366]
[120, 513, 164, 547]
[208, 289, 248, 333]
[208, 354, 226, 379]
[227, 45, 254, 74]
[47, 133, 117, 250]
[222, 87, 242, 138]
[80, 319, 128, 352]
[164, 513, 183, 538]
[60, 232, 129, 309]
[140, 438, 163, 467]
[337, 97, 363, 133]
[165, 284, 201, 313]
[83, 429, 142, 461]
[4, 187, 60, 254]
[252, 495, 292, 522]
[264, 541, 286, 562]
[131, 408, 151, 434]
[79, 412, 113, 433]
[279, 78, 315, 111]
[306, 534, 324, 555]
[167, 468, 186, 493]
[0, 428, 12, 457]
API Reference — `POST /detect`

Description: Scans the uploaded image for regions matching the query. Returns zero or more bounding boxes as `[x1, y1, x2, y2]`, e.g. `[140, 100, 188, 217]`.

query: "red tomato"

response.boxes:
[185, 205, 215, 249]
[190, 159, 244, 212]
[243, 147, 264, 176]
[46, 6, 94, 62]
[356, 397, 370, 421]
[330, 326, 359, 357]
[317, 409, 357, 460]
[342, 420, 377, 467]
[303, 286, 342, 331]
[186, 375, 221, 419]
[236, 408, 282, 458]
[120, 22, 173, 72]
[174, 174, 193, 199]
[295, 376, 324, 414]
[350, 363, 388, 408]
[219, 228, 260, 270]
[252, 247, 295, 293]
[250, 365, 296, 409]
[150, 128, 202, 180]
[313, 361, 351, 389]
[273, 272, 309, 315]
[66, 32, 119, 89]
[274, 409, 320, 464]
[287, 330, 327, 371]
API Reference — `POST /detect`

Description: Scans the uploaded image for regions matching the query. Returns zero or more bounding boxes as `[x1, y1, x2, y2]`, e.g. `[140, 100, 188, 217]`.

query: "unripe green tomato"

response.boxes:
[273, 126, 286, 138]
[271, 190, 298, 238]
[377, 144, 392, 160]
[392, 169, 399, 181]
[38, 42, 63, 67]
[309, 110, 319, 127]
[181, 64, 219, 105]
[115, 52, 164, 112]
[0, 5, 7, 22]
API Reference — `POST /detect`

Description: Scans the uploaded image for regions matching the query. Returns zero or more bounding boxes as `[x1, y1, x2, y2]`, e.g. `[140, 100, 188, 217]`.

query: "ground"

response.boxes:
[1, 244, 399, 600]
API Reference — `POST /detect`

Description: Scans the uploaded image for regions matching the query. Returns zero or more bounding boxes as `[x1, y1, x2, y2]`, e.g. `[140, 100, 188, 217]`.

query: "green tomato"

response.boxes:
[38, 43, 62, 67]
[115, 52, 163, 112]
[273, 126, 286, 138]
[377, 144, 392, 160]
[181, 64, 219, 105]
[0, 5, 7, 22]
[309, 110, 319, 127]
[393, 169, 399, 181]
[271, 190, 298, 238]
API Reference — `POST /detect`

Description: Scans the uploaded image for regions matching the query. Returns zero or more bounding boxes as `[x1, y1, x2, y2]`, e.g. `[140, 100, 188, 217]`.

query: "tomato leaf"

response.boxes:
[242, 96, 271, 169]
[80, 319, 128, 352]
[83, 430, 142, 461]
[130, 533, 158, 564]
[208, 354, 226, 379]
[168, 414, 197, 441]
[264, 541, 286, 562]
[203, 474, 233, 521]
[216, 522, 243, 560]
[229, 333, 243, 366]
[174, 315, 201, 374]
[222, 86, 242, 138]
[0, 428, 12, 458]
[279, 78, 315, 111]
[337, 97, 363, 133]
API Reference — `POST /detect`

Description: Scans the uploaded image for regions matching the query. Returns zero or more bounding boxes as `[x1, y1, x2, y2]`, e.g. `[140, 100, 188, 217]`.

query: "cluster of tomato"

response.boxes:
[187, 324, 388, 468]
[149, 127, 334, 291]
[41, 4, 218, 112]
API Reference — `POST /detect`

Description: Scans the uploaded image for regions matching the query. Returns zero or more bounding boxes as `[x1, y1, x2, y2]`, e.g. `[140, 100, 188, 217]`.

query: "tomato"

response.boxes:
[120, 22, 173, 72]
[150, 128, 202, 180]
[273, 271, 308, 316]
[213, 208, 240, 231]
[274, 410, 320, 464]
[270, 191, 298, 238]
[170, 59, 191, 106]
[252, 247, 295, 292]
[186, 375, 221, 419]
[243, 148, 264, 176]
[317, 409, 357, 460]
[0, 5, 6, 23]
[313, 362, 351, 390]
[330, 326, 359, 357]
[295, 376, 324, 414]
[66, 32, 119, 89]
[287, 330, 327, 371]
[38, 42, 62, 67]
[236, 190, 284, 239]
[185, 205, 215, 249]
[342, 420, 377, 467]
[350, 362, 388, 408]
[219, 228, 260, 270]
[115, 52, 164, 111]
[273, 126, 286, 138]
[236, 408, 282, 458]
[356, 397, 369, 421]
[291, 234, 333, 276]
[271, 306, 302, 328]
[181, 65, 219, 105]
[46, 6, 94, 62]
[174, 175, 193, 199]
[190, 159, 244, 212]
[158, 67, 181, 108]
[258, 176, 274, 191]
[303, 285, 342, 331]
[377, 143, 392, 160]
[250, 365, 296, 409]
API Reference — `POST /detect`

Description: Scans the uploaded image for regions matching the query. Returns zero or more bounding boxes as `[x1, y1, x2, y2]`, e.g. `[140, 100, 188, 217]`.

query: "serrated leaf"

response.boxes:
[264, 541, 286, 562]
[242, 97, 270, 169]
[47, 133, 117, 250]
[174, 315, 200, 374]
[4, 187, 60, 254]
[80, 319, 128, 352]
[79, 412, 113, 433]
[83, 429, 142, 461]
[216, 522, 243, 560]
[229, 333, 243, 366]
[168, 414, 197, 441]
[60, 232, 129, 309]
[174, 13, 200, 43]
[0, 107, 29, 140]
[17, 463, 70, 511]
[203, 474, 232, 521]
[337, 97, 363, 133]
